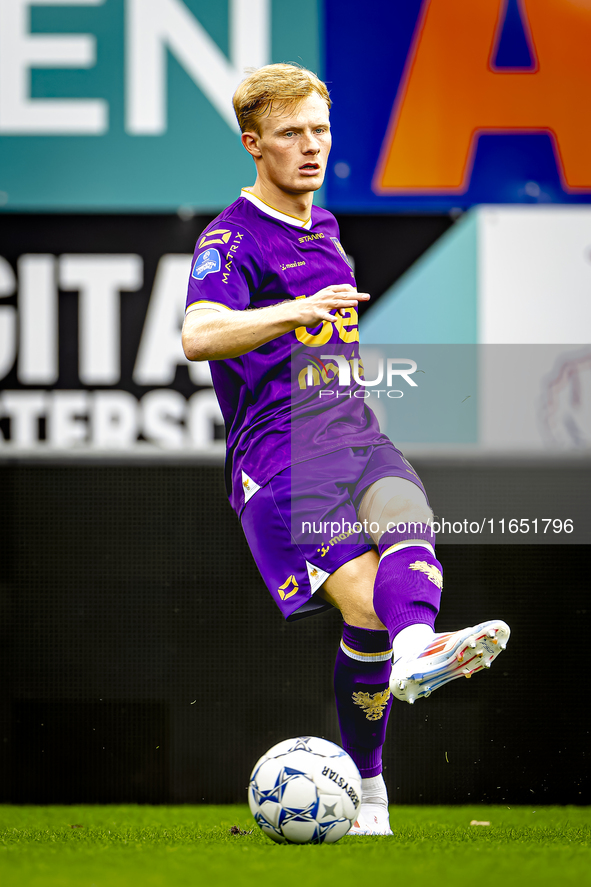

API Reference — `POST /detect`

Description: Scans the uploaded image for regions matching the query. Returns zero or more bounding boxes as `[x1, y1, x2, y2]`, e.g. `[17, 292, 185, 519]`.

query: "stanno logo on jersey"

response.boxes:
[192, 248, 221, 280]
[331, 237, 353, 269]
[199, 228, 232, 248]
[298, 232, 325, 243]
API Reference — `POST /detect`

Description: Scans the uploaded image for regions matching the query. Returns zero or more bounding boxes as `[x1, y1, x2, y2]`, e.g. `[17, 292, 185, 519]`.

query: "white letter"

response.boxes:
[133, 254, 192, 385]
[189, 360, 213, 386]
[91, 390, 138, 448]
[0, 257, 17, 379]
[1, 390, 47, 446]
[59, 254, 143, 385]
[0, 0, 108, 135]
[126, 0, 269, 134]
[187, 389, 223, 447]
[320, 354, 351, 386]
[352, 357, 384, 387]
[18, 254, 58, 384]
[48, 390, 88, 447]
[387, 358, 418, 387]
[141, 389, 185, 448]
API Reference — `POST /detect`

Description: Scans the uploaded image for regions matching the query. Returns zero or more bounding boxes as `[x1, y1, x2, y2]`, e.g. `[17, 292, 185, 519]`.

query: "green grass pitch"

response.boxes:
[1, 805, 590, 887]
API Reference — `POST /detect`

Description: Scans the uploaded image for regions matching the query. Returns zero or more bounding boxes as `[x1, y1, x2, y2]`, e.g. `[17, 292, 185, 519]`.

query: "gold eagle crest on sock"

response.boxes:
[352, 688, 391, 721]
[409, 560, 443, 589]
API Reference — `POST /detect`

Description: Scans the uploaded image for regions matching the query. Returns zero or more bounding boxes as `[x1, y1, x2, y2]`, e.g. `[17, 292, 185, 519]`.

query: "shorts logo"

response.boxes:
[316, 526, 357, 557]
[352, 689, 391, 721]
[409, 560, 443, 589]
[331, 237, 353, 268]
[278, 575, 299, 601]
[199, 229, 232, 248]
[192, 249, 221, 280]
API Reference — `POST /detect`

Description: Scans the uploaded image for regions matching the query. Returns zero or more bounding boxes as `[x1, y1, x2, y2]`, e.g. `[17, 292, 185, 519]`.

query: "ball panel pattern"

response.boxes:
[248, 736, 362, 845]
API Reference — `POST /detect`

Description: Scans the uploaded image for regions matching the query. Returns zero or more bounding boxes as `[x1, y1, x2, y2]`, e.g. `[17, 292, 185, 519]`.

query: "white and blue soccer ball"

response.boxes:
[248, 736, 362, 844]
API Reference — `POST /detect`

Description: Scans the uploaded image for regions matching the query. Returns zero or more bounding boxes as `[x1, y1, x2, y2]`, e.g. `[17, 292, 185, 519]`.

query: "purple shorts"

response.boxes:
[240, 443, 428, 621]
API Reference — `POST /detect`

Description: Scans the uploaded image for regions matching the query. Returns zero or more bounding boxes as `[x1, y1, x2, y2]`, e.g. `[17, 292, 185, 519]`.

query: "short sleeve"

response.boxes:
[185, 223, 263, 315]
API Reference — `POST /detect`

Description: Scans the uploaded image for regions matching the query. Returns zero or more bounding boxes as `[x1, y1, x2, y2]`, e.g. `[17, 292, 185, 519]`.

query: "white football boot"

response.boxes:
[348, 804, 393, 836]
[390, 619, 510, 704]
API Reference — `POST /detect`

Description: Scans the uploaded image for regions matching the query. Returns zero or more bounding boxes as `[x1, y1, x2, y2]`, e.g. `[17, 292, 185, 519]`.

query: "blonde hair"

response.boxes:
[233, 63, 331, 134]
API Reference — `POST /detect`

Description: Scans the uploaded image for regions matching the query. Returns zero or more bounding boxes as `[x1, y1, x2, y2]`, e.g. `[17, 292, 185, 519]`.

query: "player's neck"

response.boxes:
[247, 181, 314, 222]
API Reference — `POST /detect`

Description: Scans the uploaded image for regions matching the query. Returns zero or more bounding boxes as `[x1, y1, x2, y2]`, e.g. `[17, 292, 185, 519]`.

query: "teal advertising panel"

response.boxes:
[0, 0, 321, 211]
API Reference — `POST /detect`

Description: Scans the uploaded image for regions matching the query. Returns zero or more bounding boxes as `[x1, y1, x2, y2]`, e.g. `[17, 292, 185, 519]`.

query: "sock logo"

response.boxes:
[351, 689, 391, 721]
[409, 560, 443, 589]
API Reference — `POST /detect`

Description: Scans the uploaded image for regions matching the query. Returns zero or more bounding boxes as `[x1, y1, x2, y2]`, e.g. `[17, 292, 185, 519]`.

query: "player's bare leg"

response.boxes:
[359, 477, 510, 704]
[320, 549, 381, 629]
[319, 552, 393, 836]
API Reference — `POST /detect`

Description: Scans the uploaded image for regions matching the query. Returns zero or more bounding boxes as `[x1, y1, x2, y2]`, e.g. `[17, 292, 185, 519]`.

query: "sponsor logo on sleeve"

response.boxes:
[199, 229, 233, 248]
[222, 231, 244, 284]
[192, 248, 221, 280]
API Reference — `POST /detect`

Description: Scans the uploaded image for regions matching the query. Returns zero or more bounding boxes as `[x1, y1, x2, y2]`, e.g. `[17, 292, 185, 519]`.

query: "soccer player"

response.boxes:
[182, 64, 510, 835]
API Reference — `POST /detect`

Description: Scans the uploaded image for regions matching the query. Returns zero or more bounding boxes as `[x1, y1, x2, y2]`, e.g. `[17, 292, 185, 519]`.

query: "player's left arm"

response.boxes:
[182, 285, 369, 361]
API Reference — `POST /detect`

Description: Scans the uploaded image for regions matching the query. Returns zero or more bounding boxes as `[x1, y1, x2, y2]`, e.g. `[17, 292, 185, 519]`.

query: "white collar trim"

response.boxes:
[241, 189, 313, 230]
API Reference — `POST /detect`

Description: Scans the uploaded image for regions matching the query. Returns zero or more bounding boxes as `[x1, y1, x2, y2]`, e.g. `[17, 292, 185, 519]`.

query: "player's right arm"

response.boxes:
[182, 284, 369, 361]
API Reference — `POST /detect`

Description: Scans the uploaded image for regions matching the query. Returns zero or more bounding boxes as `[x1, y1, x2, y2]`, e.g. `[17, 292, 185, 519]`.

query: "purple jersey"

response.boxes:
[186, 190, 388, 513]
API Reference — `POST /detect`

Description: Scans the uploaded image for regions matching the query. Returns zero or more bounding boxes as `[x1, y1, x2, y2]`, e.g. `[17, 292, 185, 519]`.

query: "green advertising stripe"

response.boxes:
[0, 0, 321, 211]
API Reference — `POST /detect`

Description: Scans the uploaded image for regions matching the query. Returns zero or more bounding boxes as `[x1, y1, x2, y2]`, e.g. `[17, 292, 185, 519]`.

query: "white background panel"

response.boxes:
[479, 207, 591, 344]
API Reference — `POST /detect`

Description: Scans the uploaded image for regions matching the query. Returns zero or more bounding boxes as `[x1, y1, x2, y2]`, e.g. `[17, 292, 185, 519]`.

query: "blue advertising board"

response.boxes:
[3, 0, 591, 213]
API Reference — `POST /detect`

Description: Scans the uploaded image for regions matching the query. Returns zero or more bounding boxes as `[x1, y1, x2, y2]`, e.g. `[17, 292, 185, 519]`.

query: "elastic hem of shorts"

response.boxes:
[317, 543, 375, 579]
[285, 599, 334, 622]
[284, 543, 374, 622]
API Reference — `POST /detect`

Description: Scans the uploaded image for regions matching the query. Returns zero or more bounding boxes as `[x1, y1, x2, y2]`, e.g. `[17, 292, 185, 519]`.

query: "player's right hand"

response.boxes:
[294, 284, 370, 326]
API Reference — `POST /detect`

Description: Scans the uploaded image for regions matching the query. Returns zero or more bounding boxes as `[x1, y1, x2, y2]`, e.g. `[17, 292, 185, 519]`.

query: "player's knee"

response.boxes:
[320, 551, 384, 629]
[359, 477, 433, 544]
[348, 588, 384, 630]
[340, 569, 383, 629]
[390, 500, 434, 527]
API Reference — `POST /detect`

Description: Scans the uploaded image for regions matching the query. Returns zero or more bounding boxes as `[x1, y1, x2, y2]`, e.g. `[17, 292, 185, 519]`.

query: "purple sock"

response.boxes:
[334, 623, 393, 778]
[373, 524, 442, 643]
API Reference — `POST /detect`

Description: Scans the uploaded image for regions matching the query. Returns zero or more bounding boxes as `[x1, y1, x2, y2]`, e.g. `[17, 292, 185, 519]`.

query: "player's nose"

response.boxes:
[301, 131, 321, 153]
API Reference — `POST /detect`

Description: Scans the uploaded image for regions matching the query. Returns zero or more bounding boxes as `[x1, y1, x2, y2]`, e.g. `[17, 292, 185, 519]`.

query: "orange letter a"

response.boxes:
[374, 0, 591, 193]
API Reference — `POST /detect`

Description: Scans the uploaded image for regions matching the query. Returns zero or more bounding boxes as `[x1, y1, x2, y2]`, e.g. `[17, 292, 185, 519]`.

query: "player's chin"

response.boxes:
[295, 173, 325, 191]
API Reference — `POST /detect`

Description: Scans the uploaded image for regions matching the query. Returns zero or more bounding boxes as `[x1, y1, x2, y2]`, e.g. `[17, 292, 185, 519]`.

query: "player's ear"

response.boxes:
[242, 130, 262, 159]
